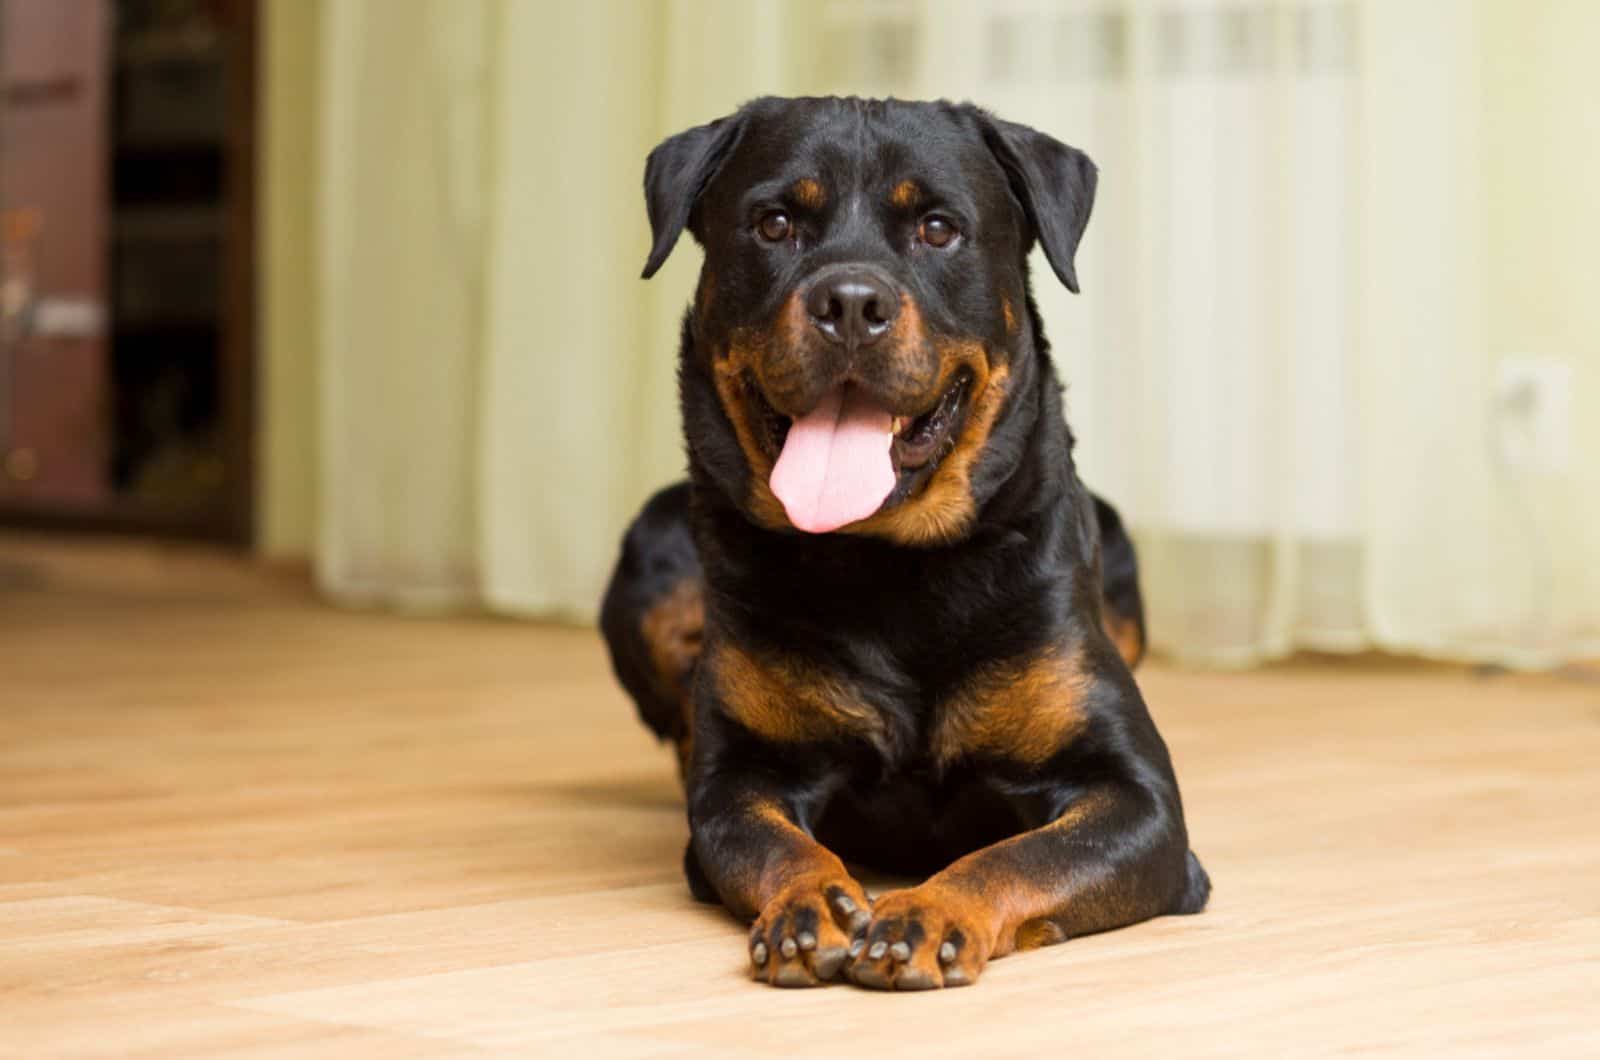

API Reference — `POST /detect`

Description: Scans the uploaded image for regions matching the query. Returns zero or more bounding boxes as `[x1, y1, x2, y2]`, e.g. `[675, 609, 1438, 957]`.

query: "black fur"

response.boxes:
[599, 482, 699, 742]
[1094, 492, 1148, 667]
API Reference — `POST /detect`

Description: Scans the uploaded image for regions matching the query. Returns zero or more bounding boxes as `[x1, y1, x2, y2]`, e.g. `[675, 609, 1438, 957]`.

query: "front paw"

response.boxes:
[847, 883, 994, 990]
[749, 875, 871, 988]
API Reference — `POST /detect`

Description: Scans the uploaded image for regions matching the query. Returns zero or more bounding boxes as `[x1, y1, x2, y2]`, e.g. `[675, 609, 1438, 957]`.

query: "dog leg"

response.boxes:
[599, 482, 703, 770]
[1090, 491, 1147, 669]
[846, 778, 1205, 989]
[690, 773, 870, 988]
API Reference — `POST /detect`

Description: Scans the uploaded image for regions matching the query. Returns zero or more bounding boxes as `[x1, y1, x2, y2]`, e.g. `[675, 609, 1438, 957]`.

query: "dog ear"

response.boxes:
[641, 114, 745, 279]
[977, 112, 1097, 294]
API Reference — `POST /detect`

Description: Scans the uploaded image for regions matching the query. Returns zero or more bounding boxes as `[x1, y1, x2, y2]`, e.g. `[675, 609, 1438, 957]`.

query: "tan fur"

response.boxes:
[1102, 612, 1145, 669]
[639, 578, 705, 779]
[707, 639, 887, 749]
[714, 293, 811, 530]
[713, 285, 1012, 548]
[927, 791, 1114, 958]
[640, 577, 705, 707]
[716, 795, 864, 925]
[846, 353, 1011, 547]
[931, 644, 1090, 767]
[793, 178, 826, 209]
[709, 356, 790, 530]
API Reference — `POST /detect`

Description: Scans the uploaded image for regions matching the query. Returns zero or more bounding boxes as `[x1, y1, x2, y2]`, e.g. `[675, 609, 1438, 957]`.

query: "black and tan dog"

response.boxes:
[602, 96, 1208, 990]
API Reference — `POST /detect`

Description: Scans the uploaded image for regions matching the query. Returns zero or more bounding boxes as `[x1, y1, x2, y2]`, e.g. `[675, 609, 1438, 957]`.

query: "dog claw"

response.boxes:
[773, 964, 814, 988]
[888, 941, 911, 962]
[867, 940, 888, 960]
[849, 937, 865, 958]
[938, 941, 957, 964]
[851, 962, 891, 989]
[750, 878, 872, 988]
[813, 946, 848, 980]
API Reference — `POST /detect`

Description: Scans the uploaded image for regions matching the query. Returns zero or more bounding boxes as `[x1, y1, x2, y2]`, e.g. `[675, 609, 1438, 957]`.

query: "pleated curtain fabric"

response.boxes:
[304, 0, 1600, 665]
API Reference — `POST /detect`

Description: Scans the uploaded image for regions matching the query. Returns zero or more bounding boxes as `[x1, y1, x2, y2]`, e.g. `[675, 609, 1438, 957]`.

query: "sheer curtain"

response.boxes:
[296, 0, 1600, 665]
[842, 0, 1600, 666]
[310, 0, 799, 616]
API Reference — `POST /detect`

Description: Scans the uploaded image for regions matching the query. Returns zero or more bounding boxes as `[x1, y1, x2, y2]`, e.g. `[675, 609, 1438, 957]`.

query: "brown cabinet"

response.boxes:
[0, 0, 255, 542]
[0, 0, 112, 506]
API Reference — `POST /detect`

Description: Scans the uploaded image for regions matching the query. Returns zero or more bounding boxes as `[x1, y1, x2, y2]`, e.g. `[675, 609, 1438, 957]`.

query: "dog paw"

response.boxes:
[846, 884, 993, 990]
[749, 875, 871, 987]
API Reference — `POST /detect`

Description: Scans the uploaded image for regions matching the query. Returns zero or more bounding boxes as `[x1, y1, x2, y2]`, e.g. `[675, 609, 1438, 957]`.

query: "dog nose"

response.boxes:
[805, 269, 899, 348]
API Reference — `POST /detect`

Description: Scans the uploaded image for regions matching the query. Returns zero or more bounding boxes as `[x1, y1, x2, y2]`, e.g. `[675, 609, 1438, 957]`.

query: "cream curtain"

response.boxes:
[310, 0, 799, 617]
[299, 0, 1599, 666]
[850, 0, 1600, 667]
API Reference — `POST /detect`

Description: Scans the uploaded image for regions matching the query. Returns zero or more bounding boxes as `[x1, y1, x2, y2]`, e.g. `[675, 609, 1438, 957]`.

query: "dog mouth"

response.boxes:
[751, 372, 972, 533]
[756, 373, 971, 472]
[887, 374, 970, 471]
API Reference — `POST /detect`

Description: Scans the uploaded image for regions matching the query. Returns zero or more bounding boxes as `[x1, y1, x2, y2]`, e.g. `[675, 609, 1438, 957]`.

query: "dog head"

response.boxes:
[643, 97, 1095, 545]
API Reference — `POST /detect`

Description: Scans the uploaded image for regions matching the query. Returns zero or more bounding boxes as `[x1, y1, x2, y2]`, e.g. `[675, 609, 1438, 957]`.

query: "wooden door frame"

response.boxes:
[219, 0, 257, 547]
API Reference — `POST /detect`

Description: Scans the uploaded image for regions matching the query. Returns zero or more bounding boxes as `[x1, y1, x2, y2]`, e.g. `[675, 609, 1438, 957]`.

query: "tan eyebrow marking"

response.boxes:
[890, 180, 920, 209]
[792, 179, 826, 209]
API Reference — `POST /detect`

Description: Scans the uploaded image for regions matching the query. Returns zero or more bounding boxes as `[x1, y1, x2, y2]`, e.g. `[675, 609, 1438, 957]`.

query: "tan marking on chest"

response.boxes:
[707, 639, 886, 747]
[931, 645, 1090, 766]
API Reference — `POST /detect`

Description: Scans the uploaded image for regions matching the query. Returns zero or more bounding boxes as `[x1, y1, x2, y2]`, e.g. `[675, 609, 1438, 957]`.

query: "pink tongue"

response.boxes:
[769, 384, 896, 534]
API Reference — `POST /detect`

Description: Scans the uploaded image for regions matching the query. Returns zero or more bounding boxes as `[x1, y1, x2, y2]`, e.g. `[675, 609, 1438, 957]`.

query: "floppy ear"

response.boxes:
[641, 114, 745, 279]
[978, 113, 1098, 293]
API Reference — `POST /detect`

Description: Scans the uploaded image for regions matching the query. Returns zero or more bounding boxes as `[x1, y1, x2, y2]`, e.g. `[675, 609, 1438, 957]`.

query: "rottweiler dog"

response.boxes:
[602, 96, 1208, 990]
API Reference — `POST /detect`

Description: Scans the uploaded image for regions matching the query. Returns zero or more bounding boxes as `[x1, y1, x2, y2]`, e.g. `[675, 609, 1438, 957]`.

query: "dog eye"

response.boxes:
[918, 215, 959, 248]
[756, 210, 792, 243]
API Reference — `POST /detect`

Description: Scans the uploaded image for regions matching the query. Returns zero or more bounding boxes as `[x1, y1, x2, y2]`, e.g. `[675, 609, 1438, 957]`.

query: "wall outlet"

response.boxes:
[1496, 355, 1573, 473]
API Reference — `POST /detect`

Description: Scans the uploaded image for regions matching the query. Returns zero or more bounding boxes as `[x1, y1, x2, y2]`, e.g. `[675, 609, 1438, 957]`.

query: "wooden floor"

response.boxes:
[2, 535, 1597, 1058]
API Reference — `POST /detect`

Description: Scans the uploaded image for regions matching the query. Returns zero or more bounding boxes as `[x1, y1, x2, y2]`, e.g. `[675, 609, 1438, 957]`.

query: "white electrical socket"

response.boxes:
[1496, 355, 1573, 473]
